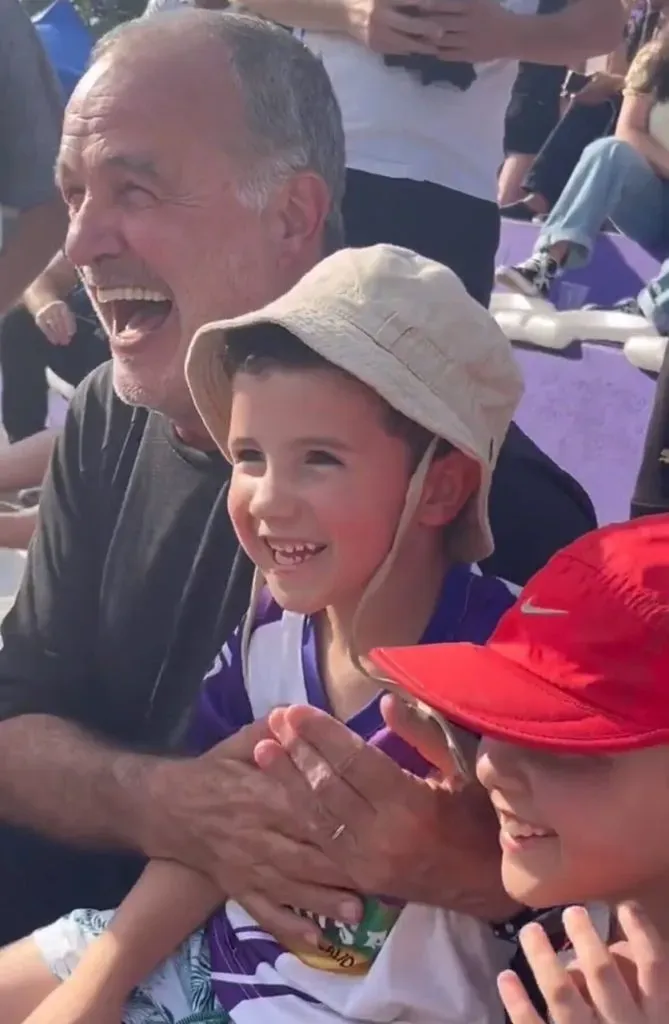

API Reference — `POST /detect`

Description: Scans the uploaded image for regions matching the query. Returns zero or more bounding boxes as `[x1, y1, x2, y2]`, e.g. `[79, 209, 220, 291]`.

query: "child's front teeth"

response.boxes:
[270, 543, 322, 565]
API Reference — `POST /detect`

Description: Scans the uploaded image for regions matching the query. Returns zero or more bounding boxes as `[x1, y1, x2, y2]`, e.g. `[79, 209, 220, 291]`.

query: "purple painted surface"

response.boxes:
[513, 343, 655, 526]
[496, 223, 660, 527]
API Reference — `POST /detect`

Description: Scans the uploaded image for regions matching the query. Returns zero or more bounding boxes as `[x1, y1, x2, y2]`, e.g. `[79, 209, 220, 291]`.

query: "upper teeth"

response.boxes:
[269, 543, 321, 555]
[95, 287, 168, 303]
[502, 817, 551, 838]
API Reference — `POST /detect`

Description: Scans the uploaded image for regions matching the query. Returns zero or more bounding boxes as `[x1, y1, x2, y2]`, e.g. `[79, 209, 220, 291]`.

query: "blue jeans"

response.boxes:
[535, 136, 669, 268]
[638, 257, 669, 333]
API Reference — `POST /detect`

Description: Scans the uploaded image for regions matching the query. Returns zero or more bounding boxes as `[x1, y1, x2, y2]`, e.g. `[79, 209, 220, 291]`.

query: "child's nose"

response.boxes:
[476, 737, 522, 792]
[249, 469, 298, 521]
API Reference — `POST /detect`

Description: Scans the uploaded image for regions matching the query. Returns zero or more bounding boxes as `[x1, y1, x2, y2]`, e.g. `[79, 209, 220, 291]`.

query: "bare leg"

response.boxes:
[545, 239, 570, 264]
[520, 192, 550, 216]
[0, 506, 39, 549]
[0, 429, 57, 493]
[0, 937, 60, 1023]
[498, 154, 536, 205]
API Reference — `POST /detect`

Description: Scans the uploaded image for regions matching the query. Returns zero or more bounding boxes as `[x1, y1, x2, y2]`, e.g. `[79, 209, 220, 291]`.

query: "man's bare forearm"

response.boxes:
[0, 714, 161, 850]
[508, 0, 625, 65]
[0, 199, 67, 315]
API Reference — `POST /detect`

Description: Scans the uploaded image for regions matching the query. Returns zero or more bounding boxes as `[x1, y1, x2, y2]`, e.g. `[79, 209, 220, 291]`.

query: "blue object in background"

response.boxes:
[33, 0, 93, 98]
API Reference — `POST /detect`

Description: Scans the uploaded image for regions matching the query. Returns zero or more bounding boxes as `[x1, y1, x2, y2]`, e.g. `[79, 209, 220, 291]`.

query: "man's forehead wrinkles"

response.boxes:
[58, 127, 162, 176]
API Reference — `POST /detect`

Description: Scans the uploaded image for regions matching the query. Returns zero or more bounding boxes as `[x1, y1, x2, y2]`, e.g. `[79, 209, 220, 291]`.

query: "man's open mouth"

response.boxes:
[95, 287, 173, 337]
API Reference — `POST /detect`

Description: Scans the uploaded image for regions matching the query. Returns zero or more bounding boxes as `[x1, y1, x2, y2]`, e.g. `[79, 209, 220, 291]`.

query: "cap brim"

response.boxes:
[370, 642, 653, 753]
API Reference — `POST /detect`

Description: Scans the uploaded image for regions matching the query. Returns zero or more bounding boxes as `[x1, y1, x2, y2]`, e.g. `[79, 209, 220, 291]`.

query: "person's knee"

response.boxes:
[580, 135, 640, 171]
[0, 936, 60, 1023]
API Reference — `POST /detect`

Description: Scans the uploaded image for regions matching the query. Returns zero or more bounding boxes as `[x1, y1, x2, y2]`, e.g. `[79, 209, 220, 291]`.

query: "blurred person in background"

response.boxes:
[0, 255, 109, 550]
[1, 254, 109, 446]
[0, 0, 66, 315]
[498, 0, 567, 206]
[212, 0, 623, 308]
[502, 0, 667, 220]
[497, 26, 669, 298]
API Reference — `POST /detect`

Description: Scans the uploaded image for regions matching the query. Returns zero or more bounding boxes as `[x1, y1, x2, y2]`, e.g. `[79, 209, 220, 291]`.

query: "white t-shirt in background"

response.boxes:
[299, 0, 540, 202]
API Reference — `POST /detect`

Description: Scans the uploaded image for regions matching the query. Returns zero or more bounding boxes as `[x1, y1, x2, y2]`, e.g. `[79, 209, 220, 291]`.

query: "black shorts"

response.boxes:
[343, 169, 500, 307]
[504, 63, 565, 156]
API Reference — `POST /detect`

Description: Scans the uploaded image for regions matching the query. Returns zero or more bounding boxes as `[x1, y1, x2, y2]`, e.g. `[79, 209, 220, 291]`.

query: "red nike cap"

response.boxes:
[370, 516, 669, 753]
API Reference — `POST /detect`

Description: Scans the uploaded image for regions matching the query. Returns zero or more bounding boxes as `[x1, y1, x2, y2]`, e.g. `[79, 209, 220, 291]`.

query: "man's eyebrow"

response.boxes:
[103, 154, 164, 181]
[56, 153, 164, 188]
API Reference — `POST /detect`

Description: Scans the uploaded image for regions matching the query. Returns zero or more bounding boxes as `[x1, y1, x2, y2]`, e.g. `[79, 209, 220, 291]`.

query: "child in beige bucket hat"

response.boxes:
[22, 245, 525, 1024]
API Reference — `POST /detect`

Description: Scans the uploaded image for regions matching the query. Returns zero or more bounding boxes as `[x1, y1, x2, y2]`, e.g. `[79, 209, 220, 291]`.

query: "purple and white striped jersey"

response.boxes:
[190, 563, 518, 1023]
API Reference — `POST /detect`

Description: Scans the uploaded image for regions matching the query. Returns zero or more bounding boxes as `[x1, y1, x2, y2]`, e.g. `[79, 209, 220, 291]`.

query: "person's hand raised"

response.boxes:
[500, 904, 669, 1024]
[343, 0, 448, 55]
[572, 71, 623, 108]
[423, 0, 523, 62]
[35, 299, 76, 346]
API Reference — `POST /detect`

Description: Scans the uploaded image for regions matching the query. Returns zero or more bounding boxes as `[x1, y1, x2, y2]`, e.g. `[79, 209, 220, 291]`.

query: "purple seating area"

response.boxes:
[497, 221, 661, 526]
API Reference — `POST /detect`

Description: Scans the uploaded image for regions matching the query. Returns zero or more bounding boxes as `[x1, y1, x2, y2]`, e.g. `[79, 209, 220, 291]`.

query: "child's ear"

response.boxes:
[418, 451, 479, 527]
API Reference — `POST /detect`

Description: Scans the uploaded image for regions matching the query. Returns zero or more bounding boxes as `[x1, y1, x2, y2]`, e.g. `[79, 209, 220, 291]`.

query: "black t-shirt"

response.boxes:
[0, 363, 252, 749]
[0, 363, 596, 941]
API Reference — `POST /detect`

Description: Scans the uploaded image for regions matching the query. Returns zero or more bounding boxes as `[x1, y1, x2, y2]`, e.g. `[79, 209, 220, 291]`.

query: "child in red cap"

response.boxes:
[371, 515, 669, 1023]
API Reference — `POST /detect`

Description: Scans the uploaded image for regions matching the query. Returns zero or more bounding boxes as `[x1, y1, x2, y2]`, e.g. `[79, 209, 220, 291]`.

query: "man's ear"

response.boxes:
[271, 171, 332, 258]
[418, 451, 480, 527]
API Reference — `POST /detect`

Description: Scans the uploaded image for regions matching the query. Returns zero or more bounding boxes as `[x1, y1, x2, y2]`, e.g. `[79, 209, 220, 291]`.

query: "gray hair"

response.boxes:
[92, 11, 346, 253]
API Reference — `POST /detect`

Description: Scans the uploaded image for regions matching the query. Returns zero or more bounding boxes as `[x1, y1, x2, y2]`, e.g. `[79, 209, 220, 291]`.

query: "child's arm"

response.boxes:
[71, 858, 221, 997]
[22, 859, 221, 1024]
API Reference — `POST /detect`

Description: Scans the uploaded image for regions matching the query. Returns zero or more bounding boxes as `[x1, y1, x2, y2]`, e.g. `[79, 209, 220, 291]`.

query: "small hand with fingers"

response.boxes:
[34, 299, 77, 346]
[499, 903, 669, 1024]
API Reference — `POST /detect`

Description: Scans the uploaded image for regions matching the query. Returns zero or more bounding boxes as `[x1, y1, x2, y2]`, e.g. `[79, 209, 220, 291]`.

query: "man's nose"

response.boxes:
[64, 194, 125, 268]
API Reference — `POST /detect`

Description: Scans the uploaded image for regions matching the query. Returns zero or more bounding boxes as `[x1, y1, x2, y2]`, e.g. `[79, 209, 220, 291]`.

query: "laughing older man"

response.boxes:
[0, 10, 593, 948]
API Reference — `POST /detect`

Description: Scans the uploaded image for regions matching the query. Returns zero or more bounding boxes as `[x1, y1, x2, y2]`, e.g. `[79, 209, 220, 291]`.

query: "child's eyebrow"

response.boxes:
[293, 436, 354, 452]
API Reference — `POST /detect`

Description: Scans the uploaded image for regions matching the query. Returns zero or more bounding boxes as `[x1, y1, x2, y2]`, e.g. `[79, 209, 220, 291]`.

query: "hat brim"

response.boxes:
[185, 309, 495, 564]
[370, 642, 656, 753]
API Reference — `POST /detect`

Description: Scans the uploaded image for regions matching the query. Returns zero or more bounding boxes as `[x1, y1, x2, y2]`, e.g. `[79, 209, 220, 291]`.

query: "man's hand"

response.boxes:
[143, 718, 362, 949]
[343, 0, 450, 55]
[34, 299, 77, 346]
[255, 704, 516, 921]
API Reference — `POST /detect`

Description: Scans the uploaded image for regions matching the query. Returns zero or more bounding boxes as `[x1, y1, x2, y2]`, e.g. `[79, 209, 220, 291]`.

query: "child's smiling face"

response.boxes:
[227, 363, 412, 615]
[475, 738, 669, 910]
[226, 360, 474, 618]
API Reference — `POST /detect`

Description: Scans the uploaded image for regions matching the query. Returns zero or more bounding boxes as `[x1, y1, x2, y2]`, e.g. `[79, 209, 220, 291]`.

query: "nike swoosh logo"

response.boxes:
[521, 598, 568, 616]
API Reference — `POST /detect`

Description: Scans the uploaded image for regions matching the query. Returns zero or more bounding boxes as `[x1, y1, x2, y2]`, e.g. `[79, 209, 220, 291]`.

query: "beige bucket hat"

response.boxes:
[185, 244, 524, 563]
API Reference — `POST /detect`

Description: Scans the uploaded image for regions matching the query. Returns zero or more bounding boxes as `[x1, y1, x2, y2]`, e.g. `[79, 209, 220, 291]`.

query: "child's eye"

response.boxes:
[232, 447, 263, 463]
[305, 449, 344, 466]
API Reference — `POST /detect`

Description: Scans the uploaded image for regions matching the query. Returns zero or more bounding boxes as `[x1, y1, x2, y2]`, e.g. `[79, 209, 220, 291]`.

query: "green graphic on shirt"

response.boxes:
[292, 898, 403, 973]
